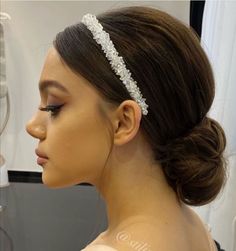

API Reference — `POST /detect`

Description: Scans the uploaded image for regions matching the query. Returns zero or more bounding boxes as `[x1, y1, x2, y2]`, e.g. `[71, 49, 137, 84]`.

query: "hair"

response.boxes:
[53, 5, 228, 206]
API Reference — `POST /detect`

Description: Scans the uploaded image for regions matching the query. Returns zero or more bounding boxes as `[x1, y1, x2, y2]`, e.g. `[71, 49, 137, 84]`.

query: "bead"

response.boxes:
[81, 13, 149, 116]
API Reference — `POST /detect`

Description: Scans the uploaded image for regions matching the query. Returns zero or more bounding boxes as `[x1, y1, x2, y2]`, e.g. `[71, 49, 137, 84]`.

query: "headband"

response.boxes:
[81, 13, 149, 116]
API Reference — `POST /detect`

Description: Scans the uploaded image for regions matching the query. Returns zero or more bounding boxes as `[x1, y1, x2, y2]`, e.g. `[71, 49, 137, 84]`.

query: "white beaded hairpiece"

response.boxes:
[81, 13, 149, 116]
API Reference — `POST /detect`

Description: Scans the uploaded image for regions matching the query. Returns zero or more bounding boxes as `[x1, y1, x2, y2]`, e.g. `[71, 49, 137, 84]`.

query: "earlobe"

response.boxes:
[113, 100, 142, 146]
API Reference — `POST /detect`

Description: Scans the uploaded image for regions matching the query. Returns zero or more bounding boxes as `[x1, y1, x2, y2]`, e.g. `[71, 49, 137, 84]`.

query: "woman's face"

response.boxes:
[25, 47, 113, 188]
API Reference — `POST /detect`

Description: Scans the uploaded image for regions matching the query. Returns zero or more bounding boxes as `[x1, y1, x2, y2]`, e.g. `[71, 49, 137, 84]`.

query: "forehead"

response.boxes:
[39, 47, 105, 105]
[40, 47, 86, 91]
[40, 47, 69, 78]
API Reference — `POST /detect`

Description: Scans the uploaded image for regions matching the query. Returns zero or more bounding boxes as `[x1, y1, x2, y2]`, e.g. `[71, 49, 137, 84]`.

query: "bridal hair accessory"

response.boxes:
[81, 13, 149, 116]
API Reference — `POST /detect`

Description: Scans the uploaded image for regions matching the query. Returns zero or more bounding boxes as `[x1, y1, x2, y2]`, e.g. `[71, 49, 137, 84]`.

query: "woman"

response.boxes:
[25, 6, 227, 251]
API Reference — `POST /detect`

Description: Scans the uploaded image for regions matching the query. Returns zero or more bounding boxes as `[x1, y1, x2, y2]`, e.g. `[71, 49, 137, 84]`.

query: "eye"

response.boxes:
[39, 104, 64, 118]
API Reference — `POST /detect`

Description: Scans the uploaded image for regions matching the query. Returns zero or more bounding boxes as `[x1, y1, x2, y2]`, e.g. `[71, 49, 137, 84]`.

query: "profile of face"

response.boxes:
[25, 47, 116, 188]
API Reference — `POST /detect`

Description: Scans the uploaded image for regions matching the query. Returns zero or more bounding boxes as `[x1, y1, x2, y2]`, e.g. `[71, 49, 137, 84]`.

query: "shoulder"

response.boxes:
[82, 207, 218, 251]
[81, 244, 118, 251]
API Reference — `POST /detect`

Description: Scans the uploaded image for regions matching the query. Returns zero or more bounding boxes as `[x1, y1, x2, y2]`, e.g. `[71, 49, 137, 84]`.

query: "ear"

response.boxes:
[113, 100, 142, 146]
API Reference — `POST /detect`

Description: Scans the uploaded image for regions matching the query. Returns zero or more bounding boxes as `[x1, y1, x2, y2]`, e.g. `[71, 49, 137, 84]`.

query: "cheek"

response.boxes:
[46, 114, 112, 185]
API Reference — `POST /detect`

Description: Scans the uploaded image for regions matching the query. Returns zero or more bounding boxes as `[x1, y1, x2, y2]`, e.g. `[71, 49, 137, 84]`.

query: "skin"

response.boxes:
[26, 47, 216, 251]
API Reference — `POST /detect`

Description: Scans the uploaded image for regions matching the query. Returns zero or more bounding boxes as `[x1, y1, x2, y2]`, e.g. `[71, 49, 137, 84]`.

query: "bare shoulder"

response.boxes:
[81, 244, 118, 251]
[86, 206, 217, 251]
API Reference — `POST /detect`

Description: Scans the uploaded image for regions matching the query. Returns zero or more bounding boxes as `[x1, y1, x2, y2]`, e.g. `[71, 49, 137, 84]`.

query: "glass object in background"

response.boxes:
[0, 11, 12, 251]
[0, 14, 10, 187]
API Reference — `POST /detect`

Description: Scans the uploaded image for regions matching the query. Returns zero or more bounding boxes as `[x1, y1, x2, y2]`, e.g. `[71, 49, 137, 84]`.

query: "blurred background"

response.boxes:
[0, 1, 235, 251]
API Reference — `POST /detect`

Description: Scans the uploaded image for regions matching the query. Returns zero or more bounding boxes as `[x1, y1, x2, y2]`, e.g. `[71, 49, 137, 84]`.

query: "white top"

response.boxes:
[81, 244, 118, 251]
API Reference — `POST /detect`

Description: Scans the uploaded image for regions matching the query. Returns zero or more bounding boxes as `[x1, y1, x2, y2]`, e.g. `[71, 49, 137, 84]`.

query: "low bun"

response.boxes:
[160, 117, 227, 206]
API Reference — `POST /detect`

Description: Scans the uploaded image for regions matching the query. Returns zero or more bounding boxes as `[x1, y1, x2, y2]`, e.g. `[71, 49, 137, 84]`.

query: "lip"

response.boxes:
[37, 157, 48, 165]
[35, 149, 48, 159]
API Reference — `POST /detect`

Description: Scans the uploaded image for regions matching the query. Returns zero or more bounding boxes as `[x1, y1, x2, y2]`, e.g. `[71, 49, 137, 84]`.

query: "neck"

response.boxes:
[95, 145, 182, 234]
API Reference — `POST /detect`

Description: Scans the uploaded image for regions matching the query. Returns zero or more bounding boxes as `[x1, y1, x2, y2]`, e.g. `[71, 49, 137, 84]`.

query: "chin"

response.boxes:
[42, 181, 64, 189]
[42, 176, 67, 189]
[42, 175, 82, 189]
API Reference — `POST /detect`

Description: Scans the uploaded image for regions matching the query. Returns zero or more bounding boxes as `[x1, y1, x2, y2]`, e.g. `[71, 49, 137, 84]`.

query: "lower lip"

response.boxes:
[37, 157, 48, 165]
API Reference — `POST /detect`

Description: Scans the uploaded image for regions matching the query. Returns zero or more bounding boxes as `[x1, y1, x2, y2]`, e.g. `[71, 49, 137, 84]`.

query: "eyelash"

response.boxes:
[39, 104, 64, 117]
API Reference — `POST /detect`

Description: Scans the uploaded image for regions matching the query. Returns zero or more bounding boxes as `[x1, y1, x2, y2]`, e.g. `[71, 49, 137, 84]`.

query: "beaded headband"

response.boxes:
[81, 13, 149, 116]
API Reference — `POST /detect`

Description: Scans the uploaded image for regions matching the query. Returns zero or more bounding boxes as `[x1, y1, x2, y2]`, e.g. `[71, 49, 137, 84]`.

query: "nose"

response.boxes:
[25, 114, 46, 139]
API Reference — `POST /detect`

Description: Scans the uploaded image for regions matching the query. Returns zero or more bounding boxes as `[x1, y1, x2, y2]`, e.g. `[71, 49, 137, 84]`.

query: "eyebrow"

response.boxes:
[39, 80, 69, 94]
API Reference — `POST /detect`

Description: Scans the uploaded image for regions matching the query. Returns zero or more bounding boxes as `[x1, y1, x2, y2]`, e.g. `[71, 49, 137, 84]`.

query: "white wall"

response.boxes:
[1, 1, 190, 172]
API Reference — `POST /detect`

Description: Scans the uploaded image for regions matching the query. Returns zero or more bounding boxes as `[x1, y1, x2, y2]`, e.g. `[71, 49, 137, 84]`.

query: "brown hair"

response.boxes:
[53, 6, 227, 206]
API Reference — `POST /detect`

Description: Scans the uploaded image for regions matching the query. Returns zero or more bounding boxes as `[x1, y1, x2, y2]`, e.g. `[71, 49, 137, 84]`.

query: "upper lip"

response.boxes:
[35, 149, 48, 159]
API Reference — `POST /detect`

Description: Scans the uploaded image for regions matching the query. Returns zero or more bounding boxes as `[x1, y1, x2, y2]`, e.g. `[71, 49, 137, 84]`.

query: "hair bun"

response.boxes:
[161, 117, 227, 206]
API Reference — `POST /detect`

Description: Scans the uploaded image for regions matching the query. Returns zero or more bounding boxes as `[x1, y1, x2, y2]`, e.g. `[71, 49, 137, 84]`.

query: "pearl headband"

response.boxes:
[81, 13, 149, 116]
